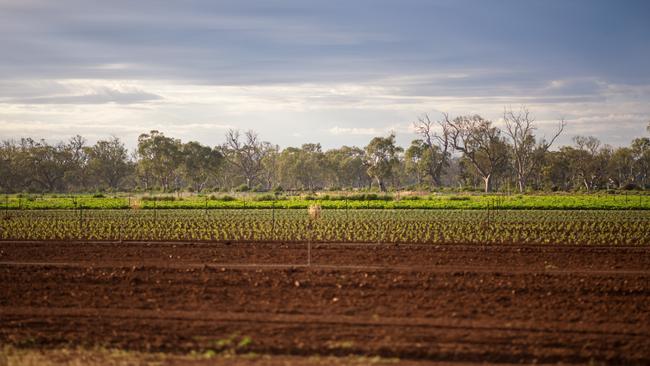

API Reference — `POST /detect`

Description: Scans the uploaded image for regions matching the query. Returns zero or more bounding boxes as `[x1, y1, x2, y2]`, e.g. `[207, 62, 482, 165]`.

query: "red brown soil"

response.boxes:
[1, 241, 649, 364]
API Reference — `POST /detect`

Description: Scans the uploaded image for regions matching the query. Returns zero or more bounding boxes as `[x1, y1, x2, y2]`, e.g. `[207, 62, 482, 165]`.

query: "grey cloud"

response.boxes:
[1, 86, 162, 105]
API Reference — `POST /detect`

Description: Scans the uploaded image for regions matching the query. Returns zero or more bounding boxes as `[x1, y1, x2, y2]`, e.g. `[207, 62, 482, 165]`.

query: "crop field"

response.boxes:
[1, 209, 650, 246]
[1, 208, 649, 365]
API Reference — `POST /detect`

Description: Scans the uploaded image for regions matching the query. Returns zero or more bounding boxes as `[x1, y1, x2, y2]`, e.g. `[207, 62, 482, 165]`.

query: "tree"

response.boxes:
[0, 140, 23, 193]
[324, 146, 370, 189]
[503, 106, 565, 192]
[137, 131, 182, 191]
[86, 137, 132, 190]
[444, 115, 509, 192]
[404, 140, 427, 185]
[631, 137, 650, 188]
[181, 141, 223, 192]
[608, 147, 635, 188]
[64, 135, 89, 191]
[364, 133, 403, 191]
[568, 136, 610, 191]
[19, 138, 77, 192]
[222, 130, 267, 189]
[411, 114, 450, 186]
[260, 143, 280, 190]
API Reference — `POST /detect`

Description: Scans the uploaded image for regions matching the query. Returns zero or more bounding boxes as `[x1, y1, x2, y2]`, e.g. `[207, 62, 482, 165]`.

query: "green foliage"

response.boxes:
[141, 196, 178, 201]
[234, 184, 250, 192]
[1, 193, 649, 210]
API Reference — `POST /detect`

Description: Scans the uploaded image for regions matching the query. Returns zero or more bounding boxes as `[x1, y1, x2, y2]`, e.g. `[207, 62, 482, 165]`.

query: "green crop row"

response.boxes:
[1, 194, 649, 210]
[142, 194, 650, 210]
[1, 209, 648, 245]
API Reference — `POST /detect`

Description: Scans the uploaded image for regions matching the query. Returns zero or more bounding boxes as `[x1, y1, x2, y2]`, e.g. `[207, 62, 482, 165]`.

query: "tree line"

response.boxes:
[1, 107, 649, 194]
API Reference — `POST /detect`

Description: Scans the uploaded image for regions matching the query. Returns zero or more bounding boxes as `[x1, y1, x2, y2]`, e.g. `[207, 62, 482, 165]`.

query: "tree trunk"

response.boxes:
[376, 176, 386, 192]
[517, 175, 526, 193]
[483, 174, 492, 193]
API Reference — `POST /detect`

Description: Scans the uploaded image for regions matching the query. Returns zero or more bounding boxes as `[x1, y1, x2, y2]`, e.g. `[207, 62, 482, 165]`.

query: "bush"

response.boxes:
[234, 184, 250, 192]
[401, 196, 421, 201]
[92, 193, 105, 198]
[142, 196, 177, 201]
[623, 183, 639, 191]
[209, 195, 236, 201]
[253, 194, 277, 201]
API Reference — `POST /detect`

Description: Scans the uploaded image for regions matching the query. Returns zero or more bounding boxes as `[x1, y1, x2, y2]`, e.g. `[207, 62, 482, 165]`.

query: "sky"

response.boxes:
[0, 0, 649, 150]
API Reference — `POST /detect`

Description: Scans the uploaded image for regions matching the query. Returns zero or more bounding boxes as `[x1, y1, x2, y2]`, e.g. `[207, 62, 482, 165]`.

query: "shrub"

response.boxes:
[209, 195, 236, 201]
[234, 184, 250, 192]
[142, 196, 177, 201]
[253, 194, 277, 201]
[401, 196, 421, 201]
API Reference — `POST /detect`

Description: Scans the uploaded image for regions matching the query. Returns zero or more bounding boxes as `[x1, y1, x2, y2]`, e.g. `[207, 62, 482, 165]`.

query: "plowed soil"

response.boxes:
[1, 241, 649, 365]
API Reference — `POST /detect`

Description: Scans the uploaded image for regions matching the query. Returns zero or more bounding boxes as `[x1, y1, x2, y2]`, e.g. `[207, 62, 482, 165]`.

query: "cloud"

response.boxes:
[6, 87, 161, 105]
[0, 81, 162, 105]
[329, 126, 379, 135]
[0, 1, 648, 149]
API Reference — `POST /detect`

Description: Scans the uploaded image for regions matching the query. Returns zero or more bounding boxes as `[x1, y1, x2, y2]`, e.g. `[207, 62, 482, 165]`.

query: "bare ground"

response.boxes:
[1, 241, 649, 365]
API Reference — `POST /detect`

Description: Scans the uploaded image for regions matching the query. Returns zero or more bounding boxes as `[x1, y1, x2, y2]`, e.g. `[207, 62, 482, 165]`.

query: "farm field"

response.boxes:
[1, 241, 649, 364]
[1, 208, 649, 364]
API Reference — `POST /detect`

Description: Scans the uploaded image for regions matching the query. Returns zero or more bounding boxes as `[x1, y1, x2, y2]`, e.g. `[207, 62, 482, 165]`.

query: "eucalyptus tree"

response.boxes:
[137, 130, 183, 191]
[631, 137, 650, 188]
[181, 141, 223, 192]
[324, 146, 370, 189]
[20, 138, 76, 192]
[410, 114, 450, 187]
[364, 133, 403, 191]
[503, 106, 565, 192]
[222, 129, 268, 189]
[565, 136, 611, 191]
[0, 140, 22, 192]
[444, 114, 509, 192]
[86, 137, 132, 190]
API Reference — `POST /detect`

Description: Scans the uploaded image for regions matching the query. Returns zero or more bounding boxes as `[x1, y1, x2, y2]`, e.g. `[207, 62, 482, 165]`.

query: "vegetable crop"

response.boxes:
[1, 209, 648, 246]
